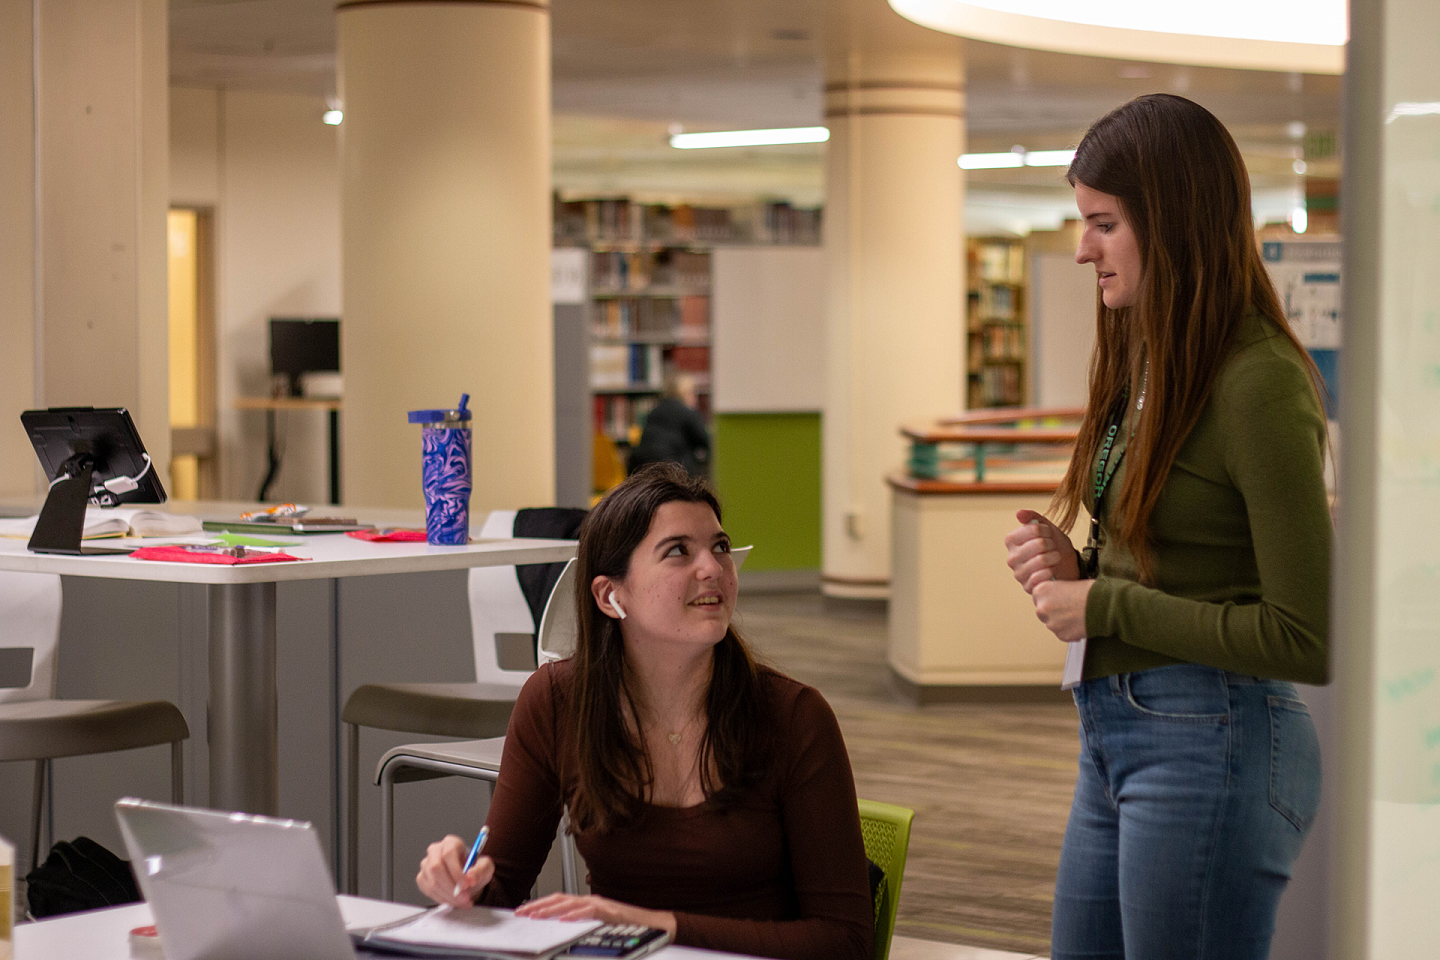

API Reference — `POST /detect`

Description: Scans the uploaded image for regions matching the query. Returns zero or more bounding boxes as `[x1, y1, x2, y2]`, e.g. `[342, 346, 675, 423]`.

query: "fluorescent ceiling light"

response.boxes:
[669, 126, 830, 149]
[960, 152, 1025, 170]
[322, 109, 343, 126]
[1024, 150, 1075, 167]
[959, 149, 1073, 169]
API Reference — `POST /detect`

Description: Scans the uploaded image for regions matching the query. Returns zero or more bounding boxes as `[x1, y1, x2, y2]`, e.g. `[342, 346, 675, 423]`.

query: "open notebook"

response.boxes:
[357, 905, 602, 959]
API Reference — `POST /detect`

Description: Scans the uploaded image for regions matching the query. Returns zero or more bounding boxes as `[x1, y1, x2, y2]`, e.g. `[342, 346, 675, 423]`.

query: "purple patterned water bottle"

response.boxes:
[407, 394, 473, 545]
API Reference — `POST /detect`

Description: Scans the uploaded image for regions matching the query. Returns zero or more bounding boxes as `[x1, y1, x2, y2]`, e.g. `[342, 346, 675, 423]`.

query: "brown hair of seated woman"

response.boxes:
[569, 462, 771, 833]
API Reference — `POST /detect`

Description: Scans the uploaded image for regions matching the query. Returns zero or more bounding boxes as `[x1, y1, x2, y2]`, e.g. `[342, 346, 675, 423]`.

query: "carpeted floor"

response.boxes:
[733, 591, 1079, 957]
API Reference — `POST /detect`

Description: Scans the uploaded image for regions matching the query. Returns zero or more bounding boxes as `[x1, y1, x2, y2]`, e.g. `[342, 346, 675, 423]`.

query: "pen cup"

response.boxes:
[408, 396, 473, 546]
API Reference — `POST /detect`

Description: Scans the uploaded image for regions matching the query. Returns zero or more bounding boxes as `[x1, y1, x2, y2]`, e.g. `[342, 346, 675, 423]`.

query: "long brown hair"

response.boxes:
[1052, 94, 1324, 580]
[568, 463, 770, 832]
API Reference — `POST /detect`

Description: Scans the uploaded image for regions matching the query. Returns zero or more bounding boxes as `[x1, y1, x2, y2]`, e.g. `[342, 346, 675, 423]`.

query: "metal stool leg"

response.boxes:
[171, 740, 185, 804]
[346, 723, 359, 895]
[380, 761, 396, 901]
[559, 816, 579, 895]
[30, 759, 47, 873]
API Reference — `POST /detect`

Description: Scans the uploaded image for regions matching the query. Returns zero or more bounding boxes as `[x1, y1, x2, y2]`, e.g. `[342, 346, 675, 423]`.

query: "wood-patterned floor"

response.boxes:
[734, 592, 1079, 957]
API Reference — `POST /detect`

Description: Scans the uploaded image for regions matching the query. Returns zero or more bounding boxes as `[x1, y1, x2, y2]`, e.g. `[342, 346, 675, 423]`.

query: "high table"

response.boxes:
[14, 899, 754, 959]
[0, 523, 573, 819]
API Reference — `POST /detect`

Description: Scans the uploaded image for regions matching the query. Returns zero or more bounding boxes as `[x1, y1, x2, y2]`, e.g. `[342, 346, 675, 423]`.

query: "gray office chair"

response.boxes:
[342, 508, 585, 894]
[372, 546, 752, 900]
[0, 572, 188, 873]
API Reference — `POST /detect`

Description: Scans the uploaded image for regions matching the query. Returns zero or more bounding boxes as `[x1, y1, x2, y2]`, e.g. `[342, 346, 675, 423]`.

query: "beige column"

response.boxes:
[0, 0, 170, 494]
[822, 49, 965, 599]
[0, 0, 38, 495]
[337, 0, 554, 510]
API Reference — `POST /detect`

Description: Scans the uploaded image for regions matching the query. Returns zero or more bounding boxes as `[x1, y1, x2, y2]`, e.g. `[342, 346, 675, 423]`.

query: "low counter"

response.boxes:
[888, 409, 1083, 702]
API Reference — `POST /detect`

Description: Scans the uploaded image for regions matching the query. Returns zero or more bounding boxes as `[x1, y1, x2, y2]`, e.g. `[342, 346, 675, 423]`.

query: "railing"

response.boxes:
[898, 406, 1083, 488]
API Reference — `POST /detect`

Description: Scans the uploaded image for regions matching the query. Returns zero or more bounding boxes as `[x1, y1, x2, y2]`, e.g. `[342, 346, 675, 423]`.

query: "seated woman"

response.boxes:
[416, 464, 873, 960]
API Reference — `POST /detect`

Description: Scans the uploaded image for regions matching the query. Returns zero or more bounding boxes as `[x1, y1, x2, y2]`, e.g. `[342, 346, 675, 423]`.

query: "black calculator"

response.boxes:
[565, 924, 669, 957]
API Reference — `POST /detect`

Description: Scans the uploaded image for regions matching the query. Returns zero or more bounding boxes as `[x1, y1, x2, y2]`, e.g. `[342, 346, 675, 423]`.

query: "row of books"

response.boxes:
[969, 323, 1026, 362]
[590, 249, 711, 293]
[593, 297, 708, 340]
[970, 364, 1025, 407]
[970, 239, 1026, 284]
[591, 344, 665, 391]
[554, 197, 823, 246]
[593, 391, 713, 444]
[594, 394, 662, 443]
[590, 343, 711, 391]
[971, 283, 1020, 321]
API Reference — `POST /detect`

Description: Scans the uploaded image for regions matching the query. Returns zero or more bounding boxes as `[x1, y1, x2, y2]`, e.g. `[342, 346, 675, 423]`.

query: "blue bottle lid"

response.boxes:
[408, 394, 472, 424]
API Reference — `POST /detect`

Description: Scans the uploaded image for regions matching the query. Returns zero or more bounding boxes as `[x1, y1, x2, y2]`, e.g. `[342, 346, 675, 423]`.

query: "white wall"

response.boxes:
[1028, 252, 1096, 409]
[712, 247, 826, 413]
[170, 87, 340, 503]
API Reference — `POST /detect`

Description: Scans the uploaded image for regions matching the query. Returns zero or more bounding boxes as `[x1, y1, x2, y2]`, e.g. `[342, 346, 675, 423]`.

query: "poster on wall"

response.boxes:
[1262, 238, 1341, 418]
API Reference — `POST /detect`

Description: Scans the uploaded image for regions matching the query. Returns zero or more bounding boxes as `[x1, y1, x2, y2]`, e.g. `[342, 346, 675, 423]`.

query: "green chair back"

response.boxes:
[858, 798, 915, 960]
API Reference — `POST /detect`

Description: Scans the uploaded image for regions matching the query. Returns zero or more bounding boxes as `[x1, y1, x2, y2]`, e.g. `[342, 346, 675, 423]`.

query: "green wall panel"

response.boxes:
[712, 412, 821, 571]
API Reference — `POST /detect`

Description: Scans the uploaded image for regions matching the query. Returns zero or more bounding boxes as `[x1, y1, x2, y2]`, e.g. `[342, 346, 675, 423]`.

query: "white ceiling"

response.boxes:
[168, 0, 1342, 231]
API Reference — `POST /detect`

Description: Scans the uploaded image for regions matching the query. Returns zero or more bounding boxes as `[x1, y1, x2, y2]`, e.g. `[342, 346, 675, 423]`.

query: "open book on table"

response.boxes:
[0, 503, 203, 541]
[353, 905, 603, 959]
[0, 506, 204, 540]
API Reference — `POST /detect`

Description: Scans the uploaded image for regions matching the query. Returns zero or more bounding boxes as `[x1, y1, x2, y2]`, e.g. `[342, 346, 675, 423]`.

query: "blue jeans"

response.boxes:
[1050, 665, 1321, 960]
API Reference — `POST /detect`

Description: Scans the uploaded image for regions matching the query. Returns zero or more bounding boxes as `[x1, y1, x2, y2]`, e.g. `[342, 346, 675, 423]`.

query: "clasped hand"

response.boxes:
[1004, 509, 1092, 643]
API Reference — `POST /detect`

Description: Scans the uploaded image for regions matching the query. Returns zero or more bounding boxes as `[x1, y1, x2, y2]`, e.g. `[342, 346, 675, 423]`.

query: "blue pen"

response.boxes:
[453, 825, 490, 897]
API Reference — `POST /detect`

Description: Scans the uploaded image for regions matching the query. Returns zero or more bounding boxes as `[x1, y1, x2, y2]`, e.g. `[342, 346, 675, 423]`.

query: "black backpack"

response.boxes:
[25, 837, 142, 919]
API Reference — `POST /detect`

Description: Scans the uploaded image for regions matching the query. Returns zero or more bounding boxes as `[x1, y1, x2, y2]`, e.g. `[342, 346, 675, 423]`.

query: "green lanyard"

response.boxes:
[1082, 388, 1130, 578]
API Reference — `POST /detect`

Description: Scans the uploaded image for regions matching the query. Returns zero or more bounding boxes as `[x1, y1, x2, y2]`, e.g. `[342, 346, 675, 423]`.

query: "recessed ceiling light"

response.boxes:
[322, 109, 343, 126]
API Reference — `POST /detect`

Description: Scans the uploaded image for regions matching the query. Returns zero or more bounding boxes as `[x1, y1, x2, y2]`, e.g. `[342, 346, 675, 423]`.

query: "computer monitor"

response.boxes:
[21, 406, 166, 555]
[270, 318, 340, 397]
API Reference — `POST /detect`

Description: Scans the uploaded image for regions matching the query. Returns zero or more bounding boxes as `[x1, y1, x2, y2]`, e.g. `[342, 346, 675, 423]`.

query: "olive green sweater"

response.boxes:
[1082, 312, 1331, 684]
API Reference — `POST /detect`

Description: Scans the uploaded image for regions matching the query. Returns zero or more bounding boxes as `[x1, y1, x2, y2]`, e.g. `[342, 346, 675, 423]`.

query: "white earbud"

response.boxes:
[609, 591, 627, 620]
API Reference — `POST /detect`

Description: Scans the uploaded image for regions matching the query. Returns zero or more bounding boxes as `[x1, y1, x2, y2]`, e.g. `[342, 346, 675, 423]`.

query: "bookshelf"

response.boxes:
[554, 196, 821, 490]
[967, 237, 1028, 408]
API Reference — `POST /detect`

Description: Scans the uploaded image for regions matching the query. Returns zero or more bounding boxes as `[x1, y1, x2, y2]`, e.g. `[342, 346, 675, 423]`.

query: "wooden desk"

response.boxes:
[235, 397, 343, 504]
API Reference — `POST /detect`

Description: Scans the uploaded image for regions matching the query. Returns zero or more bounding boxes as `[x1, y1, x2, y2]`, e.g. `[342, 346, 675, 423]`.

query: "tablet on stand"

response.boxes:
[21, 407, 167, 556]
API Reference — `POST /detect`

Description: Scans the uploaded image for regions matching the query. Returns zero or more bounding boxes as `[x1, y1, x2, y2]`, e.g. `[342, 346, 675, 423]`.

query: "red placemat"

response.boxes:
[346, 528, 428, 542]
[129, 545, 303, 564]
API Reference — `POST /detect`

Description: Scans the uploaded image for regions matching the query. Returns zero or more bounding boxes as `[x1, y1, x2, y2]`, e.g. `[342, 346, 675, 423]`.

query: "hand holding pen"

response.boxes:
[454, 826, 490, 897]
[417, 828, 493, 908]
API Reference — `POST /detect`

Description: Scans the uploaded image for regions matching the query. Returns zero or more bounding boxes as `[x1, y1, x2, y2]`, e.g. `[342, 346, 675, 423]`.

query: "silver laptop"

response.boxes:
[115, 797, 357, 960]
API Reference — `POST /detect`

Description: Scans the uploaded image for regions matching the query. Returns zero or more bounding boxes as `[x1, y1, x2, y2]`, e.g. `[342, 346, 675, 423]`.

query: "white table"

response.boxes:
[0, 522, 574, 818]
[14, 898, 754, 959]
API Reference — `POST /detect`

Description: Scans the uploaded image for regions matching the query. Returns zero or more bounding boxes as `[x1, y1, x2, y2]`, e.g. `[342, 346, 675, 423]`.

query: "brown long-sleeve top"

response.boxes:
[475, 659, 874, 960]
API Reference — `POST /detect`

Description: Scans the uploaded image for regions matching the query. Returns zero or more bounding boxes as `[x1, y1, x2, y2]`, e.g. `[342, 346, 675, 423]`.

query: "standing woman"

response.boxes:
[1004, 94, 1329, 960]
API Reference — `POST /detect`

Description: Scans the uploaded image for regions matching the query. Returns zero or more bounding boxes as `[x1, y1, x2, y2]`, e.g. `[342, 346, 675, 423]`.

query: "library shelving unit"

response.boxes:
[966, 236, 1028, 408]
[553, 196, 821, 487]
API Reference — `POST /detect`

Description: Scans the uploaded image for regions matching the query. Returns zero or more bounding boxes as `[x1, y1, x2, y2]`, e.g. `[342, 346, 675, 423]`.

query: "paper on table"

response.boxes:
[361, 905, 601, 957]
[1061, 638, 1087, 691]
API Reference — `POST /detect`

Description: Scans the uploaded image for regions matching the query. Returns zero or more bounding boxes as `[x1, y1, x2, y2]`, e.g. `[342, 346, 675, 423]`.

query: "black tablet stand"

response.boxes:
[27, 453, 130, 556]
